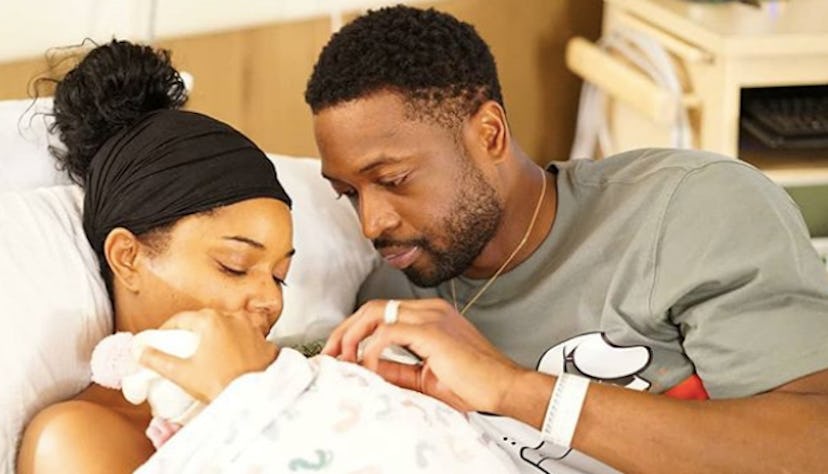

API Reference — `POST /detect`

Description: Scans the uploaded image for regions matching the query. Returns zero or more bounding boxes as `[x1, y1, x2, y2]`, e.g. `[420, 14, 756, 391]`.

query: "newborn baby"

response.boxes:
[91, 330, 519, 473]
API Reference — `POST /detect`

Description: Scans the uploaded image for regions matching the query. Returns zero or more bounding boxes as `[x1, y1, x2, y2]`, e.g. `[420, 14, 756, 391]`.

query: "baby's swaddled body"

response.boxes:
[92, 331, 518, 473]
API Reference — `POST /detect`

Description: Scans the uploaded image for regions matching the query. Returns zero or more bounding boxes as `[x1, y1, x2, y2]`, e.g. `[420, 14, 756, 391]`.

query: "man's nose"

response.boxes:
[359, 190, 400, 240]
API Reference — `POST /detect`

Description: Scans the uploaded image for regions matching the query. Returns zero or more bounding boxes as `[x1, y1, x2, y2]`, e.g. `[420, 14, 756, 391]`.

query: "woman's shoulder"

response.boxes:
[17, 398, 153, 474]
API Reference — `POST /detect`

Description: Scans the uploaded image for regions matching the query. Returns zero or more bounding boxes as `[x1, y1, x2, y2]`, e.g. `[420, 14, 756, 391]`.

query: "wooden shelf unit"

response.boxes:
[569, 0, 828, 187]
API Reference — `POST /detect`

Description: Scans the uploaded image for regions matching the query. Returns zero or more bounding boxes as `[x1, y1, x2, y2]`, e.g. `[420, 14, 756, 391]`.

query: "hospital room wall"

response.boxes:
[0, 0, 602, 164]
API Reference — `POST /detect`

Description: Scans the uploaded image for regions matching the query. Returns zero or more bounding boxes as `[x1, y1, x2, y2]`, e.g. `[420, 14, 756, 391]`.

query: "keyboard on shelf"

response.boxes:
[741, 85, 828, 150]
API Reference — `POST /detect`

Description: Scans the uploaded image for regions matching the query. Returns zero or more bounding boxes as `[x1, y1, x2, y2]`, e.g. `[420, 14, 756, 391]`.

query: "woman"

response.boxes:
[18, 40, 517, 474]
[17, 40, 293, 473]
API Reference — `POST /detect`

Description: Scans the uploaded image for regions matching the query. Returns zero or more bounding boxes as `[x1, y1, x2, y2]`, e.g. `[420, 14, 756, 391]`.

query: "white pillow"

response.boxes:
[267, 155, 379, 345]
[0, 185, 112, 473]
[0, 97, 70, 190]
[0, 96, 378, 472]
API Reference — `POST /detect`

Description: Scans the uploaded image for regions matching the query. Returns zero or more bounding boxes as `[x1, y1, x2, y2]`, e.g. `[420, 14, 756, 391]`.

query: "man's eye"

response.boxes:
[219, 264, 246, 276]
[335, 189, 357, 200]
[273, 276, 288, 287]
[379, 173, 407, 188]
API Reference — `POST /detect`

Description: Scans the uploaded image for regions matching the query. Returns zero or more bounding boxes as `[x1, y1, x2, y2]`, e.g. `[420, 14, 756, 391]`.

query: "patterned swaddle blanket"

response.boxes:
[136, 348, 518, 473]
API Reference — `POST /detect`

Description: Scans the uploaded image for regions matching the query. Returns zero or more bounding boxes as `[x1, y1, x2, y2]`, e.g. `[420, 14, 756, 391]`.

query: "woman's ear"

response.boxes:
[468, 100, 510, 162]
[103, 228, 143, 292]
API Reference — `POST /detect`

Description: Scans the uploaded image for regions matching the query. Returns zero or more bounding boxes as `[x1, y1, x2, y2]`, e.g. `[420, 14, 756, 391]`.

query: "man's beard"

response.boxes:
[375, 163, 502, 287]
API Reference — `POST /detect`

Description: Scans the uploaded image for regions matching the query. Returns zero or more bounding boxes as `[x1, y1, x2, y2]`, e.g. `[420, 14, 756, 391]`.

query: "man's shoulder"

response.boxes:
[551, 148, 753, 187]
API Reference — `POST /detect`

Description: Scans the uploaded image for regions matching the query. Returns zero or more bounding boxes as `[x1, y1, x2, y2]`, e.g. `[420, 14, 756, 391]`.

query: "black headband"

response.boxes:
[83, 109, 291, 255]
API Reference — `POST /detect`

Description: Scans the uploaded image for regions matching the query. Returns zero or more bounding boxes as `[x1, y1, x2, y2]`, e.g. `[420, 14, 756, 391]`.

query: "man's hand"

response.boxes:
[138, 309, 279, 403]
[322, 298, 526, 413]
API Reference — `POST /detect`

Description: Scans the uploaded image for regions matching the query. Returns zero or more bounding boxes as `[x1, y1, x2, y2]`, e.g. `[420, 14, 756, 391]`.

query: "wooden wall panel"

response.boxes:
[0, 58, 46, 99]
[240, 18, 332, 157]
[434, 0, 603, 163]
[0, 1, 602, 163]
[158, 31, 247, 132]
[0, 46, 86, 100]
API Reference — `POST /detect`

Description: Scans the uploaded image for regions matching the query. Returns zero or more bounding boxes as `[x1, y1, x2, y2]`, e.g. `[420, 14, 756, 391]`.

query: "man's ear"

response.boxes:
[468, 100, 510, 162]
[103, 227, 143, 292]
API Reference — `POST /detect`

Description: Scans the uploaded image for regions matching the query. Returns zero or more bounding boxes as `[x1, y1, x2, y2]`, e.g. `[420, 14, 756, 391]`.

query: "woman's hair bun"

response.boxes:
[51, 39, 188, 184]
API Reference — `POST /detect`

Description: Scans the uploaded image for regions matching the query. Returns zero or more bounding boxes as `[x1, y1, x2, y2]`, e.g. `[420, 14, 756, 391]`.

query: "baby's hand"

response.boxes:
[145, 417, 182, 450]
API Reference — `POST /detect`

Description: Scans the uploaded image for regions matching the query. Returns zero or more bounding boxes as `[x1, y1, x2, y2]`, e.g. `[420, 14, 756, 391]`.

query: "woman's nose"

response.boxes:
[245, 278, 283, 334]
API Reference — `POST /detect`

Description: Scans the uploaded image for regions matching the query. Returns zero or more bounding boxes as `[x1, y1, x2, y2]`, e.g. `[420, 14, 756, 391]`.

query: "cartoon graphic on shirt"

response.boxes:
[537, 332, 652, 390]
[476, 332, 652, 473]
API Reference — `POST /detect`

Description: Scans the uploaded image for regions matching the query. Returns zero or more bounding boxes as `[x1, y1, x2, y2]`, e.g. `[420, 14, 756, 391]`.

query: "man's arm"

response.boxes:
[504, 365, 828, 473]
[326, 298, 828, 474]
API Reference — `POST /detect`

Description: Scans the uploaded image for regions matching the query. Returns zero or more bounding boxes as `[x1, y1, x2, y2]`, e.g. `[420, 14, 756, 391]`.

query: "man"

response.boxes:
[306, 5, 828, 474]
[143, 5, 828, 474]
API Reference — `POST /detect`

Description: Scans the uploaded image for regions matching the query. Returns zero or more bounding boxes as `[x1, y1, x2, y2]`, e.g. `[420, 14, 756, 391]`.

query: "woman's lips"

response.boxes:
[380, 246, 422, 270]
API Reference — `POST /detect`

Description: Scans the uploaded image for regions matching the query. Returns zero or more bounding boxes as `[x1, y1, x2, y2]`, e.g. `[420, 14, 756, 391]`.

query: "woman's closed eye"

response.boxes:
[219, 262, 287, 287]
[218, 262, 247, 276]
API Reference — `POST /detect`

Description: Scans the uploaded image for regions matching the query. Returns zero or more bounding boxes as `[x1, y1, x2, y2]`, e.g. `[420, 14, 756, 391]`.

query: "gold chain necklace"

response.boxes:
[450, 166, 548, 315]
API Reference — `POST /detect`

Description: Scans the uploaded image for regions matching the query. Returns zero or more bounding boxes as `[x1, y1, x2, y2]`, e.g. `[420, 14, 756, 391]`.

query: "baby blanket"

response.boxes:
[136, 348, 518, 473]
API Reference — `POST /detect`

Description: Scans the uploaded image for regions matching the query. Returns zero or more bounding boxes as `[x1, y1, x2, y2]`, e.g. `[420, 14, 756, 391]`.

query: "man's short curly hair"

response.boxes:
[305, 5, 503, 130]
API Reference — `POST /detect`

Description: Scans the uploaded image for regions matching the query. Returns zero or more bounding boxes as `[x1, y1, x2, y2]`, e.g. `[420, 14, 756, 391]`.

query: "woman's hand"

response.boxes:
[138, 309, 279, 403]
[322, 298, 526, 414]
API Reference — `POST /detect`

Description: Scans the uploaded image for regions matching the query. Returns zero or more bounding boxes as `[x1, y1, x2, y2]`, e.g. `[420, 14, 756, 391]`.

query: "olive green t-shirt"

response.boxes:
[358, 148, 828, 473]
